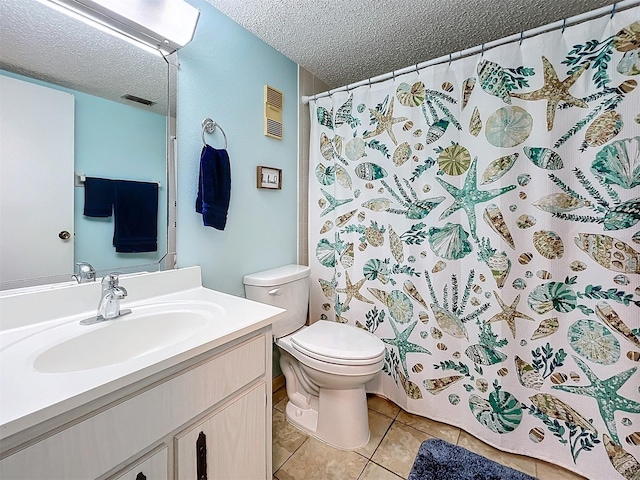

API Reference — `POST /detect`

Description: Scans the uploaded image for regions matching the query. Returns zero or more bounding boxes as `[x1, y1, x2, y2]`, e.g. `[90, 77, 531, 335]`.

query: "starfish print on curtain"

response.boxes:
[487, 291, 534, 338]
[552, 356, 640, 445]
[382, 319, 431, 377]
[319, 188, 353, 217]
[436, 157, 516, 239]
[363, 97, 408, 145]
[336, 271, 374, 310]
[510, 56, 589, 131]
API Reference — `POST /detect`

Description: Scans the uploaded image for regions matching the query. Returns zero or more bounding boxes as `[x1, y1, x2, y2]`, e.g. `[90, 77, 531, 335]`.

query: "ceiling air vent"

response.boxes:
[122, 94, 155, 106]
[264, 85, 283, 140]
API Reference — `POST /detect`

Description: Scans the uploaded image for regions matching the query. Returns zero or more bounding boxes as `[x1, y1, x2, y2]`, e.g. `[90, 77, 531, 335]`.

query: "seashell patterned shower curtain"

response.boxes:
[307, 7, 640, 480]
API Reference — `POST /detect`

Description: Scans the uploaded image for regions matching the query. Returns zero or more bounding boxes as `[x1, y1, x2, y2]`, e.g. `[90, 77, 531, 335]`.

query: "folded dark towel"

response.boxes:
[196, 145, 231, 230]
[83, 177, 114, 217]
[113, 180, 158, 253]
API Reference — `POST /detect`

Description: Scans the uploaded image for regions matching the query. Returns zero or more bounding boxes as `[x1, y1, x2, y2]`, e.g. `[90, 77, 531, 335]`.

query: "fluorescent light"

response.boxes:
[38, 0, 199, 55]
[36, 0, 162, 56]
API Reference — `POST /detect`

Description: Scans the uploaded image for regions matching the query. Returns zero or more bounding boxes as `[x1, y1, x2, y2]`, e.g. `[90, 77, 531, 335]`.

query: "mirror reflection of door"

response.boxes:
[0, 74, 74, 284]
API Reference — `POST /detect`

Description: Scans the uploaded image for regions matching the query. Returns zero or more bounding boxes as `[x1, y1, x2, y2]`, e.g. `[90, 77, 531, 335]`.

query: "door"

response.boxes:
[0, 74, 74, 285]
[175, 383, 267, 480]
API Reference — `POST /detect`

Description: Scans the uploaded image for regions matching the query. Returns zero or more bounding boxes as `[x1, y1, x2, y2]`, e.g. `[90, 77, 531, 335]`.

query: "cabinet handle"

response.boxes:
[135, 473, 146, 480]
[196, 431, 207, 480]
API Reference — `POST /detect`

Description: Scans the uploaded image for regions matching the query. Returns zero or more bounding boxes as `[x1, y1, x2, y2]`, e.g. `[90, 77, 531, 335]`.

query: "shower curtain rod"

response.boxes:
[301, 0, 640, 105]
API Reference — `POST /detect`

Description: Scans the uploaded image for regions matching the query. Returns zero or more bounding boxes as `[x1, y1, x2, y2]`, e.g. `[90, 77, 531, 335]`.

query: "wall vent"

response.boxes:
[122, 94, 155, 106]
[264, 85, 283, 140]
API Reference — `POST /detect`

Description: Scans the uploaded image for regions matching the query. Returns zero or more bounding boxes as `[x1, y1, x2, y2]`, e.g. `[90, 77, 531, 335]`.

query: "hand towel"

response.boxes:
[83, 177, 114, 217]
[113, 180, 158, 253]
[195, 145, 231, 230]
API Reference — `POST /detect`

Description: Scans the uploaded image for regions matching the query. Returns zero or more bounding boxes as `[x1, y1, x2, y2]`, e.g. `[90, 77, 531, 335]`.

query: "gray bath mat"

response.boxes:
[408, 438, 538, 480]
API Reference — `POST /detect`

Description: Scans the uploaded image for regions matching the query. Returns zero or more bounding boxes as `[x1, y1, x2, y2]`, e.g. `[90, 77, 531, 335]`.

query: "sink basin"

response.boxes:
[33, 303, 220, 373]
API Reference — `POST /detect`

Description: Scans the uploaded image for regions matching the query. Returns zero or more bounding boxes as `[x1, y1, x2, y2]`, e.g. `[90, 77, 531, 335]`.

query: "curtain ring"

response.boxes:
[313, 94, 317, 102]
[328, 89, 333, 99]
[415, 63, 420, 75]
[368, 77, 372, 89]
[519, 31, 524, 46]
[561, 18, 566, 34]
[392, 70, 396, 82]
[611, 2, 616, 18]
[449, 53, 452, 66]
[481, 43, 485, 58]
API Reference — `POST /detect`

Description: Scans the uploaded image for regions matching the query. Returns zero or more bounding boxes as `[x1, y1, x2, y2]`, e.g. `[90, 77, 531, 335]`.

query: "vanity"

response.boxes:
[0, 267, 284, 479]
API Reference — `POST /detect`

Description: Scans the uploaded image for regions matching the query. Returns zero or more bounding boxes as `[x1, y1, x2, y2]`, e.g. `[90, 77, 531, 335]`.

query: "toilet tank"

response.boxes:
[243, 265, 311, 338]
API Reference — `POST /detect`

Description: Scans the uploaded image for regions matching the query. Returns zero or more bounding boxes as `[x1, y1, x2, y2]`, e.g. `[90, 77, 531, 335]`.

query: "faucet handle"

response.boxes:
[102, 272, 122, 287]
[72, 262, 96, 283]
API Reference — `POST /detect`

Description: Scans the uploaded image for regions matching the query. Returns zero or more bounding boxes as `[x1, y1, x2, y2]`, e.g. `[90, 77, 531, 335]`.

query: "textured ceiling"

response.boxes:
[206, 0, 618, 89]
[0, 0, 169, 114]
[0, 0, 621, 110]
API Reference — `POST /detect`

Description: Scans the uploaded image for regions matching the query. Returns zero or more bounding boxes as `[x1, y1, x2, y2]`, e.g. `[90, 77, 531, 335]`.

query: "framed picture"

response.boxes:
[257, 166, 282, 189]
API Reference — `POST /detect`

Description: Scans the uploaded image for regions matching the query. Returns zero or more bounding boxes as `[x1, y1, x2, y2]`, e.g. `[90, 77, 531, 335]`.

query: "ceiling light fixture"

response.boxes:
[39, 0, 200, 56]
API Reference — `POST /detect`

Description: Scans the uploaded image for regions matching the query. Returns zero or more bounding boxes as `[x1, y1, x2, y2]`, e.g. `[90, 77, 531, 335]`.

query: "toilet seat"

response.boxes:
[290, 321, 385, 366]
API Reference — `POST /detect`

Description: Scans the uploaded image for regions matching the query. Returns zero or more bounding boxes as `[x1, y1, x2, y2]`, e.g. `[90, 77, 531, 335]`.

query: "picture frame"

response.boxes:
[257, 166, 282, 189]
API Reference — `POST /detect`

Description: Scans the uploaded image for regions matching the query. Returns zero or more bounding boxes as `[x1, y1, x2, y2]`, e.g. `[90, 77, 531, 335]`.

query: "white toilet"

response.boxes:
[243, 264, 385, 450]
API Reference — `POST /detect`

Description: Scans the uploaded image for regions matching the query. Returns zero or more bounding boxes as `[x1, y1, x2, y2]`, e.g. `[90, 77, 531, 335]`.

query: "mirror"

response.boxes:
[0, 0, 175, 289]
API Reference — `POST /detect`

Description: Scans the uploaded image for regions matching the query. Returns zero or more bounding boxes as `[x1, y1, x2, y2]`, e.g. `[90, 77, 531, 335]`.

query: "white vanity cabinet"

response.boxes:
[0, 329, 272, 480]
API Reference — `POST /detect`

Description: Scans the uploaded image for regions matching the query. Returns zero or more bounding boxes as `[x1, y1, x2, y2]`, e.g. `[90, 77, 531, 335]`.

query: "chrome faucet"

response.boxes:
[72, 262, 96, 283]
[80, 273, 131, 325]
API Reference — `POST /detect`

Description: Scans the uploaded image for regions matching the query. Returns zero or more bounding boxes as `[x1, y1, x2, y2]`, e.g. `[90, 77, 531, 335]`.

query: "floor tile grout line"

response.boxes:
[354, 459, 369, 480]
[366, 414, 397, 461]
[272, 405, 311, 476]
[273, 435, 310, 477]
[356, 455, 407, 480]
[372, 458, 405, 479]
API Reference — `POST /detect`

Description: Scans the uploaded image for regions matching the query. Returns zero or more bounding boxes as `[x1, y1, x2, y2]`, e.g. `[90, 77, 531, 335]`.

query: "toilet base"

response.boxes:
[284, 385, 370, 450]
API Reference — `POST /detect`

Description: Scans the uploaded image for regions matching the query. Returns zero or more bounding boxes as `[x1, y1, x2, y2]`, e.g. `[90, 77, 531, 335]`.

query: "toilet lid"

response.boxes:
[290, 321, 384, 363]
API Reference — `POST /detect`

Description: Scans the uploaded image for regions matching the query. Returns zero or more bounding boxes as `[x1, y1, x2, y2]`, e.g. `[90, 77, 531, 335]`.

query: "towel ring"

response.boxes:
[201, 118, 228, 149]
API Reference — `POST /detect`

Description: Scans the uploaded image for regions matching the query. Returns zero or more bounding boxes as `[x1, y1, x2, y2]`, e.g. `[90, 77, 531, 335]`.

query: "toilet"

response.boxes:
[243, 264, 385, 450]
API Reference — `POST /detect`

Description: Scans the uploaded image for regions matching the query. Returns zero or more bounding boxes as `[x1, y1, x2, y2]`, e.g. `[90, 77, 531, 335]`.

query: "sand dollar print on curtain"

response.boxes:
[308, 8, 640, 480]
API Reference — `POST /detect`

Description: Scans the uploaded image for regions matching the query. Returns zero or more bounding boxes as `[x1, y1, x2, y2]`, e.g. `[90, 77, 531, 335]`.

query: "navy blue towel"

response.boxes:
[196, 145, 231, 230]
[83, 177, 114, 217]
[113, 180, 158, 253]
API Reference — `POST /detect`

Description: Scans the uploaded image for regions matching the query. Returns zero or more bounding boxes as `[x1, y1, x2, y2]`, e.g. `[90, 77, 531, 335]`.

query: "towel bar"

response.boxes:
[75, 173, 161, 188]
[201, 117, 228, 149]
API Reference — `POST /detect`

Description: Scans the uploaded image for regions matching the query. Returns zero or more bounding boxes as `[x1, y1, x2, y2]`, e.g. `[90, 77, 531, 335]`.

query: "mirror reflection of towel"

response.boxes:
[196, 145, 231, 230]
[83, 177, 114, 217]
[113, 180, 158, 253]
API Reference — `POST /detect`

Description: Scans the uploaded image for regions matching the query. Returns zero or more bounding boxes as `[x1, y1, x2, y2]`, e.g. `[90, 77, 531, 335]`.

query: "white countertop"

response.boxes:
[0, 267, 285, 440]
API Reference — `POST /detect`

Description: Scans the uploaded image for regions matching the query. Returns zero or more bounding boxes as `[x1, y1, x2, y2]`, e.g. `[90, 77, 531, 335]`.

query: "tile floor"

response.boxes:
[272, 387, 587, 480]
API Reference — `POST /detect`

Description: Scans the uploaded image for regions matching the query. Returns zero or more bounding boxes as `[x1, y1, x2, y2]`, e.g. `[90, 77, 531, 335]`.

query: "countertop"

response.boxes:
[0, 267, 285, 442]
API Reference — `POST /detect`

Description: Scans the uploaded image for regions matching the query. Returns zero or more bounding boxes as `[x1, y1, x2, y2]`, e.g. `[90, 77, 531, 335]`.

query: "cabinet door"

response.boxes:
[176, 383, 267, 480]
[113, 447, 168, 480]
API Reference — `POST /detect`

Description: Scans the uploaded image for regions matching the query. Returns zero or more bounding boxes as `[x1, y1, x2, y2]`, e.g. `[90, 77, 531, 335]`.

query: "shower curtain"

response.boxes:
[308, 7, 640, 480]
